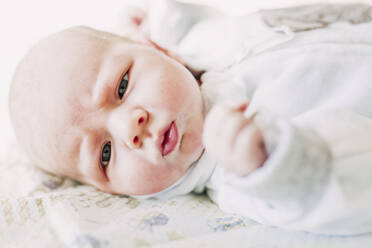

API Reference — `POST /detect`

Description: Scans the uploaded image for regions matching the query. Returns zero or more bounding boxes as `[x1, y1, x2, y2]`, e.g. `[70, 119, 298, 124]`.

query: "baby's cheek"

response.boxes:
[140, 164, 179, 189]
[120, 162, 180, 195]
[180, 131, 203, 157]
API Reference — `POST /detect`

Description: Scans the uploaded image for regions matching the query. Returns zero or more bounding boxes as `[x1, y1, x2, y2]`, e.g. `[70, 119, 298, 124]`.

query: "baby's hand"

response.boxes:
[203, 101, 267, 176]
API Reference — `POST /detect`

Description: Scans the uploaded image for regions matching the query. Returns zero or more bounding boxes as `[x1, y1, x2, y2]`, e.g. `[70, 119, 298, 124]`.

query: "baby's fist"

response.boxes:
[203, 101, 267, 176]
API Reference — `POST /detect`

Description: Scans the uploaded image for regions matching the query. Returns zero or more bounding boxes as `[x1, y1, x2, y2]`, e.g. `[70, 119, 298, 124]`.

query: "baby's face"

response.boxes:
[21, 28, 204, 195]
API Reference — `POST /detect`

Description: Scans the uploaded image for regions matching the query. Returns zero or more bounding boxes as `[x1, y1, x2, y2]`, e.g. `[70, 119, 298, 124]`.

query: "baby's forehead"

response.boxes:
[17, 28, 110, 92]
[49, 27, 134, 56]
[10, 27, 122, 179]
[38, 27, 136, 86]
[30, 26, 134, 71]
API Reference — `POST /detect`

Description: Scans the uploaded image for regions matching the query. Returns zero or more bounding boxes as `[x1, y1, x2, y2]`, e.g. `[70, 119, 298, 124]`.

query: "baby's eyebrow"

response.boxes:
[89, 52, 113, 109]
[78, 134, 105, 184]
[92, 54, 120, 108]
[92, 73, 108, 108]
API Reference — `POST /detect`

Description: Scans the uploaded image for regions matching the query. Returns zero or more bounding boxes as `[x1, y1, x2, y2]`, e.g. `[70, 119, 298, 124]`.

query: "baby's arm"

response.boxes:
[204, 103, 372, 235]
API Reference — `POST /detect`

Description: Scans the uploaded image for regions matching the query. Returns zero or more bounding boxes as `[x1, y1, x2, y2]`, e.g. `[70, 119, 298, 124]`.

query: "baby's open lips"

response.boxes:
[158, 121, 178, 157]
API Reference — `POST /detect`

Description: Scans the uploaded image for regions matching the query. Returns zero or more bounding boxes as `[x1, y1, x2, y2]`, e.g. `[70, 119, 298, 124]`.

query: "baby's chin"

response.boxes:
[140, 152, 204, 196]
[147, 172, 187, 195]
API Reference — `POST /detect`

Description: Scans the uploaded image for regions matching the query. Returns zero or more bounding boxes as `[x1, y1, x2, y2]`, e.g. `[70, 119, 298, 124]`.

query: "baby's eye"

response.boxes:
[101, 141, 111, 169]
[118, 72, 129, 100]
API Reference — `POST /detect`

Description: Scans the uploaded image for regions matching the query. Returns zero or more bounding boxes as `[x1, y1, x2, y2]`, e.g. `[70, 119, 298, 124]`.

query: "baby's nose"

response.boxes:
[127, 108, 149, 149]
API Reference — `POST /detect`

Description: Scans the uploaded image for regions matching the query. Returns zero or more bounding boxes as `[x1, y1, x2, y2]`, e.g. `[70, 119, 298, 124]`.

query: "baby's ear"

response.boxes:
[117, 4, 185, 64]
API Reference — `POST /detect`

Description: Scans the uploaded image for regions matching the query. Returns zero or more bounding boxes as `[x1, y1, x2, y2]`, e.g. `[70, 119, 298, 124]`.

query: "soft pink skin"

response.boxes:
[203, 101, 267, 177]
[12, 28, 205, 196]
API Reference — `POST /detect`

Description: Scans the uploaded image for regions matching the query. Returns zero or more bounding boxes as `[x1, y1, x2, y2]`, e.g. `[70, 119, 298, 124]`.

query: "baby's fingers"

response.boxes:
[203, 100, 251, 165]
[203, 101, 247, 148]
[231, 124, 267, 176]
[218, 100, 249, 113]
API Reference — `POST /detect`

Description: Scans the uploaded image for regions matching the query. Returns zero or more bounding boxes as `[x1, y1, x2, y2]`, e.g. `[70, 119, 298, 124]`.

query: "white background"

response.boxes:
[1, 0, 371, 159]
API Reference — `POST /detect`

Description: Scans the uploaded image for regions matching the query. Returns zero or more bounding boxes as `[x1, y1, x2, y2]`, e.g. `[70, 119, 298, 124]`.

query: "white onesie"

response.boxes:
[133, 0, 372, 235]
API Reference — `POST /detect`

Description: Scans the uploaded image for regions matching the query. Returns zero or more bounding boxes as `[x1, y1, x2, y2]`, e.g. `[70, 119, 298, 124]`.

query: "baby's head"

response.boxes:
[9, 26, 204, 195]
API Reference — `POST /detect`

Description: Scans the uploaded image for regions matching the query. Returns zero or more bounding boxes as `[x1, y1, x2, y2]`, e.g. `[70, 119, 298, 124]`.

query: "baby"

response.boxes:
[8, 2, 372, 235]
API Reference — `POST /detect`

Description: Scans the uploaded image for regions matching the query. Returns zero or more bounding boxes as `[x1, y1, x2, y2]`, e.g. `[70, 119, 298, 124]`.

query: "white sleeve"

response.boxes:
[145, 0, 293, 71]
[221, 107, 372, 235]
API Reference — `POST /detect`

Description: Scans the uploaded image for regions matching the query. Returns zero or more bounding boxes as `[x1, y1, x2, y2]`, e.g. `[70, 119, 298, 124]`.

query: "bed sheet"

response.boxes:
[1, 145, 372, 248]
[3, 2, 372, 248]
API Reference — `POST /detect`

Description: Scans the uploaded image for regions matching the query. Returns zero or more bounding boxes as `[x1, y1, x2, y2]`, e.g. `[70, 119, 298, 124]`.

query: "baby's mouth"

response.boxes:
[161, 121, 178, 156]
